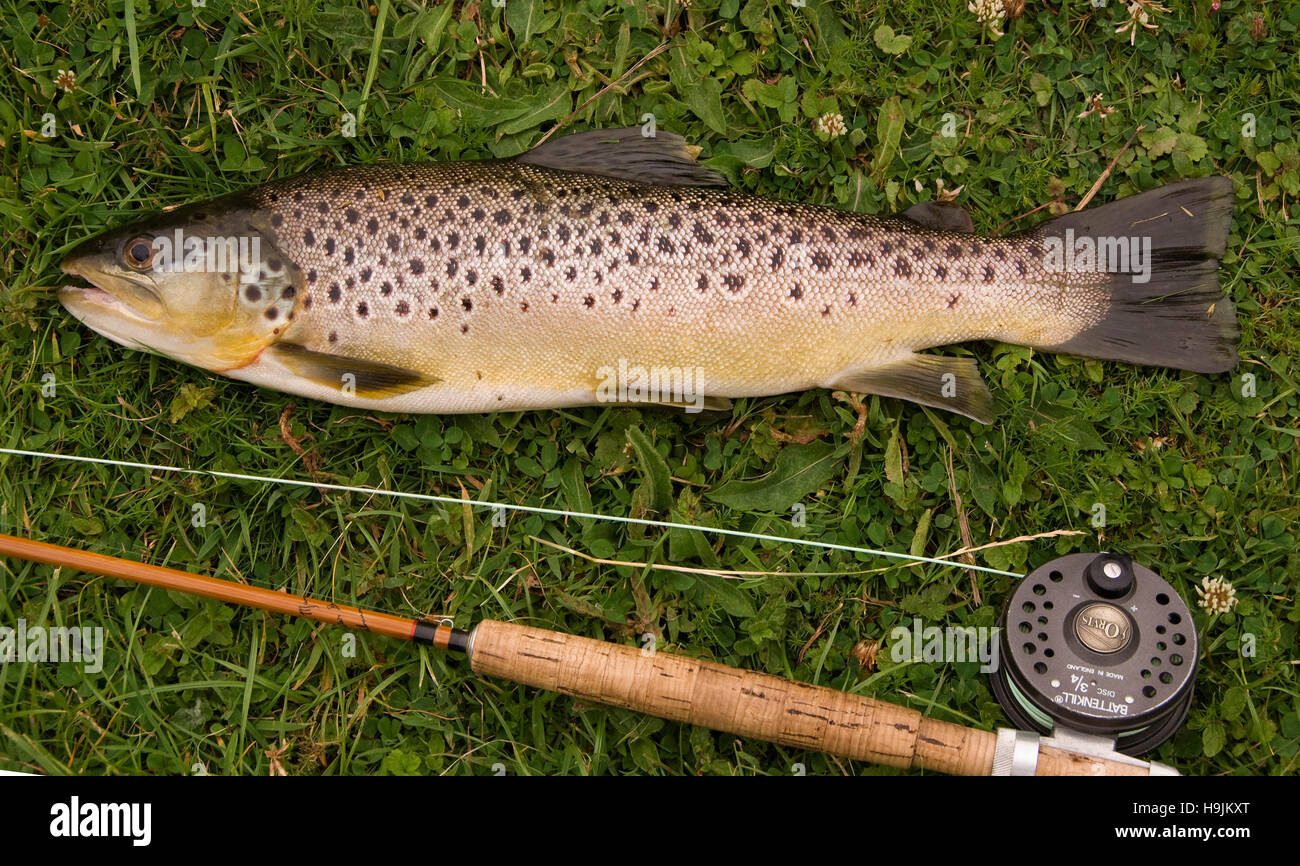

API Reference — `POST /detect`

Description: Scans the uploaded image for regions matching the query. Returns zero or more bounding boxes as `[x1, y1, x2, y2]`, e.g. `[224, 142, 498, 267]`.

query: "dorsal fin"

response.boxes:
[517, 127, 727, 187]
[902, 200, 974, 234]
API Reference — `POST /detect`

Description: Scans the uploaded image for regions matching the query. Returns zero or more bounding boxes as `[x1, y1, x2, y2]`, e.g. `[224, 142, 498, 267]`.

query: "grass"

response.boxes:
[0, 0, 1297, 776]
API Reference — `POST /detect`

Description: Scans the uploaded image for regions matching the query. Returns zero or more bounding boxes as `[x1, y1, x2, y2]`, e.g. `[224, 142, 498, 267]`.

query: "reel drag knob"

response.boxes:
[989, 552, 1198, 756]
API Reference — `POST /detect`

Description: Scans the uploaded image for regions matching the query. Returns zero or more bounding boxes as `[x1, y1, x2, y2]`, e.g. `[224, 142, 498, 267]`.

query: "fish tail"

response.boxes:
[1038, 176, 1238, 374]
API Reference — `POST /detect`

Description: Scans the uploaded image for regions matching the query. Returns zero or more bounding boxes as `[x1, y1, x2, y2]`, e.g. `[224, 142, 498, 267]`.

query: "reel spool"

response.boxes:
[989, 552, 1198, 756]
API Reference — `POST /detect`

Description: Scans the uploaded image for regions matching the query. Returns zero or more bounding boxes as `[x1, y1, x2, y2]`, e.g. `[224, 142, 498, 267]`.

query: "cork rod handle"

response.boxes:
[468, 620, 1148, 776]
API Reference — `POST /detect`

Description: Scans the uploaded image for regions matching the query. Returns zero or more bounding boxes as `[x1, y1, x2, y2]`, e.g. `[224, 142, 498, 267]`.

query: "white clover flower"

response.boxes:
[1195, 575, 1238, 615]
[55, 69, 77, 92]
[968, 0, 1006, 38]
[816, 112, 847, 138]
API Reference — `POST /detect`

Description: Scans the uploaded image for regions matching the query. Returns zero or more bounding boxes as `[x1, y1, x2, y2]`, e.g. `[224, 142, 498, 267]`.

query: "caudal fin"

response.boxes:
[1040, 177, 1238, 374]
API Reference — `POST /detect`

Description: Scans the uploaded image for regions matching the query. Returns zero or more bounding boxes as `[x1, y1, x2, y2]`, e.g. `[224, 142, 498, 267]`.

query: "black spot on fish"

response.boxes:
[557, 225, 571, 243]
[304, 229, 315, 246]
[1016, 260, 1027, 276]
[466, 270, 477, 285]
[697, 275, 709, 292]
[428, 307, 439, 319]
[994, 248, 1006, 261]
[578, 202, 593, 217]
[415, 227, 427, 241]
[395, 300, 410, 316]
[715, 211, 731, 227]
[668, 213, 681, 229]
[627, 249, 640, 265]
[551, 293, 559, 303]
[934, 265, 948, 279]
[511, 189, 525, 200]
[945, 243, 962, 259]
[821, 305, 831, 317]
[589, 238, 603, 255]
[748, 212, 763, 225]
[848, 251, 874, 267]
[386, 235, 400, 253]
[244, 285, 262, 302]
[911, 247, 925, 261]
[565, 266, 577, 281]
[500, 240, 511, 255]
[541, 249, 555, 267]
[982, 264, 995, 282]
[410, 259, 425, 275]
[723, 274, 746, 293]
[789, 285, 803, 300]
[811, 251, 832, 272]
[264, 308, 278, 321]
[519, 237, 531, 254]
[381, 282, 393, 296]
[658, 236, 675, 254]
[520, 300, 529, 312]
[461, 297, 473, 312]
[643, 201, 658, 213]
[693, 222, 715, 245]
[271, 213, 283, 228]
[293, 192, 304, 203]
[345, 208, 359, 224]
[367, 218, 379, 235]
[789, 228, 803, 244]
[474, 236, 486, 254]
[493, 210, 511, 225]
[471, 208, 485, 221]
[461, 324, 469, 333]
[650, 277, 660, 291]
[329, 331, 338, 343]
[447, 233, 460, 250]
[880, 241, 893, 255]
[597, 211, 610, 226]
[457, 195, 470, 208]
[521, 266, 531, 282]
[821, 226, 837, 243]
[425, 195, 438, 208]
[328, 284, 341, 303]
[317, 202, 329, 214]
[847, 226, 868, 240]
[736, 238, 751, 258]
[491, 276, 504, 295]
[356, 302, 368, 318]
[847, 292, 857, 306]
[612, 288, 623, 303]
[583, 295, 595, 307]
[631, 298, 641, 311]
[771, 248, 785, 270]
[282, 286, 295, 300]
[446, 260, 458, 277]
[324, 238, 335, 255]
[400, 193, 414, 206]
[969, 242, 983, 255]
[894, 257, 912, 278]
[947, 293, 961, 308]
[303, 295, 313, 309]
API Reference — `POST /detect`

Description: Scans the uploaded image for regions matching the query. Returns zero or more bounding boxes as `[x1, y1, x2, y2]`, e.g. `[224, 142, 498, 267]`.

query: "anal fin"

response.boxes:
[269, 343, 437, 399]
[829, 354, 993, 423]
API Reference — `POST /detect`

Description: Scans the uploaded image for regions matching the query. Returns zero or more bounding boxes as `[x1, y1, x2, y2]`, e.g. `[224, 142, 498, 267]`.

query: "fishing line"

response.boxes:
[0, 446, 1024, 577]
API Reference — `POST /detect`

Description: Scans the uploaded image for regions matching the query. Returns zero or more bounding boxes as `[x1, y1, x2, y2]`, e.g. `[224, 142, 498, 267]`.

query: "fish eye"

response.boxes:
[123, 237, 155, 269]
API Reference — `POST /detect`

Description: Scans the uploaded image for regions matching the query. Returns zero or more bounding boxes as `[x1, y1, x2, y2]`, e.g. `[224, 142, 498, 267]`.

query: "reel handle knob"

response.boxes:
[1085, 552, 1135, 599]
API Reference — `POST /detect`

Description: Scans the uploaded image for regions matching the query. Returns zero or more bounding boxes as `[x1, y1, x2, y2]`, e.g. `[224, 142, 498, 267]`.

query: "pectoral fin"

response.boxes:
[830, 354, 993, 423]
[268, 343, 437, 399]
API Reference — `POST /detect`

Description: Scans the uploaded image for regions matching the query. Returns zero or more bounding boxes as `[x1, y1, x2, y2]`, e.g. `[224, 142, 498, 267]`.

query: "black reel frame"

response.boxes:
[990, 552, 1199, 756]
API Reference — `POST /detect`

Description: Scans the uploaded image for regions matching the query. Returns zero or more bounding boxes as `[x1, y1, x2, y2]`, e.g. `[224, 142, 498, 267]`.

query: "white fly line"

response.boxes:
[0, 447, 1025, 578]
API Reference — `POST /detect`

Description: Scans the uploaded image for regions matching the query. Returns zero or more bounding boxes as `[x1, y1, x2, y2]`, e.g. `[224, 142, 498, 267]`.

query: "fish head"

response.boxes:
[58, 201, 302, 372]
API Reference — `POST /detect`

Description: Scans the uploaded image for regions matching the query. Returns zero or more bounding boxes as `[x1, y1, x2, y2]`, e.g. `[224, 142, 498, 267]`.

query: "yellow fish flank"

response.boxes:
[59, 128, 1238, 423]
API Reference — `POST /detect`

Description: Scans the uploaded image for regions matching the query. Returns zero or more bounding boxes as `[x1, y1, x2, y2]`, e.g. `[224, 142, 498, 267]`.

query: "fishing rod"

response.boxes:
[0, 533, 1192, 776]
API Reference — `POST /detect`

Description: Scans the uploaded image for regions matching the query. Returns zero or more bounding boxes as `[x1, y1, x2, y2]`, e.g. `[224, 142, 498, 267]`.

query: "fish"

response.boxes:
[58, 127, 1238, 424]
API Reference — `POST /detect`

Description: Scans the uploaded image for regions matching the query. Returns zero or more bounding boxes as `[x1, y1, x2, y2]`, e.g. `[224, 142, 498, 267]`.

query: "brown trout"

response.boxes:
[59, 128, 1238, 423]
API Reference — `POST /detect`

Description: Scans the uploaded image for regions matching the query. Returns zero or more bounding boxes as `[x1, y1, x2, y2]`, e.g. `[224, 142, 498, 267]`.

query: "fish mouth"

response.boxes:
[59, 253, 165, 323]
[58, 252, 167, 351]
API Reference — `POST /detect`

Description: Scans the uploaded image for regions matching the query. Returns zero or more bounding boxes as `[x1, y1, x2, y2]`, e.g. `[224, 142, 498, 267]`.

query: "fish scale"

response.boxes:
[58, 128, 1238, 422]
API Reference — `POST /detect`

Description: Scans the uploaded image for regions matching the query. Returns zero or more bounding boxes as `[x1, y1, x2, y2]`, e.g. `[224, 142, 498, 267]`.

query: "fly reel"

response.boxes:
[989, 552, 1198, 756]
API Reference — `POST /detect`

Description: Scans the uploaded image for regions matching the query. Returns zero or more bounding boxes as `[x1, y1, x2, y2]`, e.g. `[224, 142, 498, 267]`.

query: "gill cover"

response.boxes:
[58, 198, 302, 372]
